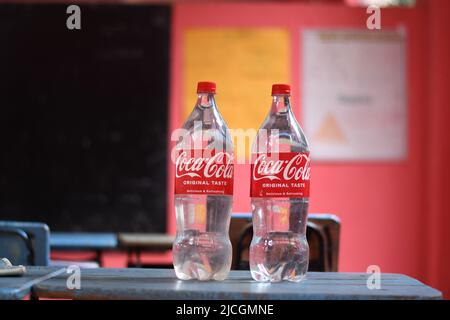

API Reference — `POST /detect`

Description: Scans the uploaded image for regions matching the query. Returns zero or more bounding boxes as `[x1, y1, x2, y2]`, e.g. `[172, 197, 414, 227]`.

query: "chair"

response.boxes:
[308, 214, 341, 272]
[229, 213, 341, 272]
[0, 221, 100, 269]
[0, 221, 50, 266]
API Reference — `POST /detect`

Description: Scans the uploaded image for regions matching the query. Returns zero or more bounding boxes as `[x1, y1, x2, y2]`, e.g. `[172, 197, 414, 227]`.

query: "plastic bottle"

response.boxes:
[250, 84, 310, 282]
[173, 81, 234, 281]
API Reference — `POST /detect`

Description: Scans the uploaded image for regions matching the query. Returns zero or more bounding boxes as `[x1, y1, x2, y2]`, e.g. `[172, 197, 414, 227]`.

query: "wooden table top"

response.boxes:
[118, 233, 174, 250]
[0, 266, 442, 300]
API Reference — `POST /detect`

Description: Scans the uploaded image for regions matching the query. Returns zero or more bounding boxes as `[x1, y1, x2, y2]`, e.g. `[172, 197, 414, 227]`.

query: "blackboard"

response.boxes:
[0, 4, 170, 233]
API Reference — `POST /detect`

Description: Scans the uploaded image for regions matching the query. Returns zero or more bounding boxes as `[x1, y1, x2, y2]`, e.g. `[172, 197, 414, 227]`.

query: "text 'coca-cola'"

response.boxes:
[250, 152, 310, 198]
[175, 150, 234, 196]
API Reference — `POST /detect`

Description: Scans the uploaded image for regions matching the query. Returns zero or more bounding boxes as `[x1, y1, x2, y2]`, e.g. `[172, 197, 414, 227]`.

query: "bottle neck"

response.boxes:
[270, 94, 291, 114]
[196, 93, 216, 109]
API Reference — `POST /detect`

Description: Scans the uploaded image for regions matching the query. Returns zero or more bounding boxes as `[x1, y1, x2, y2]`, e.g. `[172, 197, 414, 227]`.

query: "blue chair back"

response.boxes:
[0, 221, 50, 266]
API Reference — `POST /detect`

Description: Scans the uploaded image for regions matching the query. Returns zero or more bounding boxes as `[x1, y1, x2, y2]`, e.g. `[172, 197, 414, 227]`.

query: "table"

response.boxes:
[50, 233, 118, 266]
[50, 233, 173, 267]
[50, 233, 118, 251]
[118, 233, 174, 267]
[0, 267, 66, 300]
[0, 267, 442, 300]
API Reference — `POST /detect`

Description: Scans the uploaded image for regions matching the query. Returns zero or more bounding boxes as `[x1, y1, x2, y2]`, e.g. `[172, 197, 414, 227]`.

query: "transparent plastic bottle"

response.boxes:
[173, 81, 234, 281]
[249, 84, 311, 282]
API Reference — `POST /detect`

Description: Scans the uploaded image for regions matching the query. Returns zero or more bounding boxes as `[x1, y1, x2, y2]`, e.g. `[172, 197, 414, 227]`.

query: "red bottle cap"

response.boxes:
[197, 81, 216, 94]
[271, 84, 291, 95]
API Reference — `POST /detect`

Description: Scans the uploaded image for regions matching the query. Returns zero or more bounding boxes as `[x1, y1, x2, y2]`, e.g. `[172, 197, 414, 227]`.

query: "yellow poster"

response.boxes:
[182, 28, 290, 160]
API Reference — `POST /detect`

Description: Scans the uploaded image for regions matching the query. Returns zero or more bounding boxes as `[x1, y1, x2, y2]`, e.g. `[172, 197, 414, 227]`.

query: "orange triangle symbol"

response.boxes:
[313, 113, 346, 143]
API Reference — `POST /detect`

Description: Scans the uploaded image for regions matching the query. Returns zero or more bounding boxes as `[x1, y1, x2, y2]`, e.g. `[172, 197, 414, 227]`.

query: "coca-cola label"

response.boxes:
[175, 150, 234, 195]
[250, 152, 310, 198]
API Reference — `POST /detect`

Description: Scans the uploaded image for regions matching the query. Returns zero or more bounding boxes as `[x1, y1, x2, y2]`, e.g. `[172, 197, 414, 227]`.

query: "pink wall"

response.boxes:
[168, 1, 450, 296]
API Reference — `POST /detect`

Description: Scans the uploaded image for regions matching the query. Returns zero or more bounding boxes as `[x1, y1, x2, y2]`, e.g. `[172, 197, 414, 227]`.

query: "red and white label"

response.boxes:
[174, 150, 234, 195]
[250, 152, 310, 198]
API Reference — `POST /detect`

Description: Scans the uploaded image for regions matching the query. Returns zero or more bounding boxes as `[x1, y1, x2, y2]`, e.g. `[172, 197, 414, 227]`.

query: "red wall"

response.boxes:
[167, 1, 450, 297]
[425, 0, 450, 299]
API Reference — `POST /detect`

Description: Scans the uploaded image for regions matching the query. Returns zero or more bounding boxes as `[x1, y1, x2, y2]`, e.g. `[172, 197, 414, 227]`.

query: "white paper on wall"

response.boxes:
[302, 29, 407, 161]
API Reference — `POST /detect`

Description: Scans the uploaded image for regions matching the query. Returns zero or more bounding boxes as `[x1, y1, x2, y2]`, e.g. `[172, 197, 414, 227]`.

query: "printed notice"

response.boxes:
[302, 29, 407, 161]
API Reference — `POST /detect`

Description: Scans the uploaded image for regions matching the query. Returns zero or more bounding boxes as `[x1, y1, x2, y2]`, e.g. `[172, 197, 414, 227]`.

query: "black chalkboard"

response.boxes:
[0, 4, 170, 232]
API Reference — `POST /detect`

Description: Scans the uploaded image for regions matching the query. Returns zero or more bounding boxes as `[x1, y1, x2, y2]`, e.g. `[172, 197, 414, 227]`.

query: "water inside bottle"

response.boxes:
[250, 198, 309, 282]
[173, 194, 232, 281]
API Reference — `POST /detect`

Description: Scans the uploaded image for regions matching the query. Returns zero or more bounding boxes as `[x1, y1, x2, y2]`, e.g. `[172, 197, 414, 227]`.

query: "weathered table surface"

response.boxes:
[0, 267, 68, 300]
[0, 267, 442, 300]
